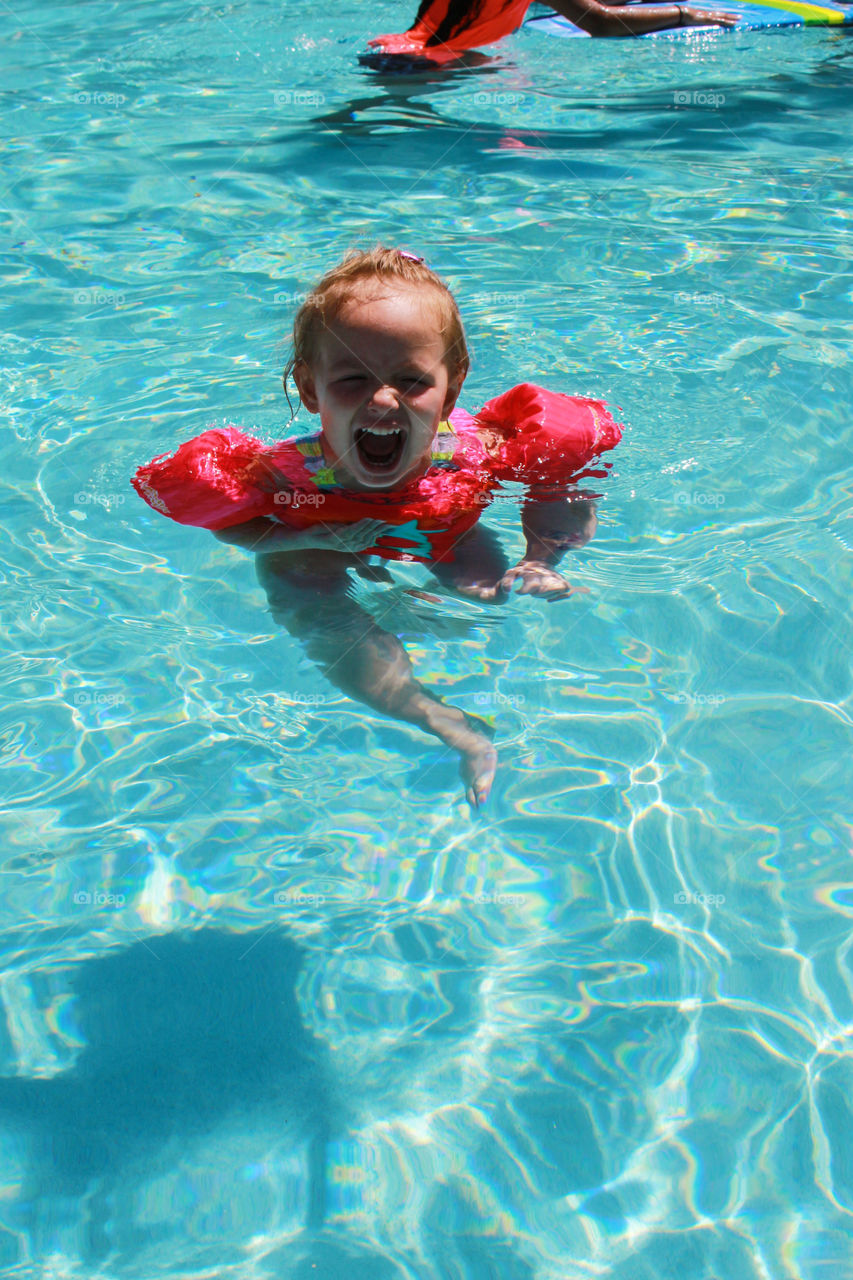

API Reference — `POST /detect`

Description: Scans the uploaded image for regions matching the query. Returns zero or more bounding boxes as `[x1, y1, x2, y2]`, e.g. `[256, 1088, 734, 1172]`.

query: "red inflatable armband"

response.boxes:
[474, 383, 622, 485]
[132, 427, 273, 531]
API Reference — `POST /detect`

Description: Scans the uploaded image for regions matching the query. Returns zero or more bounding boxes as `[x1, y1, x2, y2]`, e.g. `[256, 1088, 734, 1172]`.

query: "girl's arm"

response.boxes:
[521, 496, 597, 559]
[550, 0, 738, 34]
[499, 497, 598, 600]
[213, 517, 394, 557]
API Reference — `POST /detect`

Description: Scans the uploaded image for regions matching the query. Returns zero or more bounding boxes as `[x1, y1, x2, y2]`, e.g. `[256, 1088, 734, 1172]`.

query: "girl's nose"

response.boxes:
[368, 383, 399, 410]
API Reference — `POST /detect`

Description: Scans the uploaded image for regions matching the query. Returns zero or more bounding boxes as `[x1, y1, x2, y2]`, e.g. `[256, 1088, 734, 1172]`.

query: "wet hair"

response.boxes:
[284, 247, 470, 395]
[415, 0, 518, 45]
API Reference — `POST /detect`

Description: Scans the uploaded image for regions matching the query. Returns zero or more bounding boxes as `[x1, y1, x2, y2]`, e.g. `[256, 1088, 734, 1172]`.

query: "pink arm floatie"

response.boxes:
[472, 383, 622, 483]
[131, 427, 274, 531]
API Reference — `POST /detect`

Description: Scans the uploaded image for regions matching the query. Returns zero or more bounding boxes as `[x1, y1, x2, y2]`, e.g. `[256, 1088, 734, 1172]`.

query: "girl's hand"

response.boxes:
[499, 560, 589, 602]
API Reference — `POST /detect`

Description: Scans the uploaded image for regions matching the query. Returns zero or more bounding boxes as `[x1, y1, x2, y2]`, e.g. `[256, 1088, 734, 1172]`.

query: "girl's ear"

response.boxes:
[441, 366, 465, 420]
[292, 362, 320, 414]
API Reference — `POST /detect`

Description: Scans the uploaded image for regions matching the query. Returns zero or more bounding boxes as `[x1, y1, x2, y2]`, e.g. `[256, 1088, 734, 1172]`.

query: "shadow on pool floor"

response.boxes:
[0, 928, 332, 1249]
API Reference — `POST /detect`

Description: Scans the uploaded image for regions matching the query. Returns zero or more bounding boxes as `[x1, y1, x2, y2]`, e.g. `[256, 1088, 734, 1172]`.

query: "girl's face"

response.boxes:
[293, 285, 463, 491]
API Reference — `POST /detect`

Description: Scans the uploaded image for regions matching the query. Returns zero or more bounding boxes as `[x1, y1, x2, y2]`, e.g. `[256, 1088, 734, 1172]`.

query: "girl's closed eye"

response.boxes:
[333, 373, 432, 393]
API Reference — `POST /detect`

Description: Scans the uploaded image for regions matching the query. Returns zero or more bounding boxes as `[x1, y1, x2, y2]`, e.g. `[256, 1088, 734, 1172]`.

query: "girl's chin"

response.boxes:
[349, 466, 409, 490]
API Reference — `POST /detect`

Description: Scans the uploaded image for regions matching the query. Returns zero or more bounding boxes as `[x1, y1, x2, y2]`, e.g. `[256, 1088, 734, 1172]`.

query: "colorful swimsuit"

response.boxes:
[132, 383, 621, 565]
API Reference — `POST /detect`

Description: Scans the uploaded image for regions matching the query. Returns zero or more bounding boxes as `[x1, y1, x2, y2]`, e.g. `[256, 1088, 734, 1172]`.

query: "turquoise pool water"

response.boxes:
[2, 1, 852, 1275]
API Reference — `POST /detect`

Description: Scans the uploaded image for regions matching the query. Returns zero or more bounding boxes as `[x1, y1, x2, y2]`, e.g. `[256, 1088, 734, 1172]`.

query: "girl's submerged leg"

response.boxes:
[256, 554, 497, 807]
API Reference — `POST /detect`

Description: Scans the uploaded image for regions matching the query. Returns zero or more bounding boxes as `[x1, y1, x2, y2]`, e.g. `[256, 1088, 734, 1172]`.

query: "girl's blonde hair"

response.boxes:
[283, 247, 470, 391]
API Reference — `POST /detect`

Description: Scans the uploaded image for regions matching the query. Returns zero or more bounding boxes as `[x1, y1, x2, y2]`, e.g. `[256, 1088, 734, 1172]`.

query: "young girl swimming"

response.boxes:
[133, 248, 620, 808]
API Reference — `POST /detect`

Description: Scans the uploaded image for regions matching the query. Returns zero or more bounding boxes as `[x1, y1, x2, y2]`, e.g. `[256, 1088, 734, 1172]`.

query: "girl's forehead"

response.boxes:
[335, 281, 443, 327]
[312, 290, 447, 366]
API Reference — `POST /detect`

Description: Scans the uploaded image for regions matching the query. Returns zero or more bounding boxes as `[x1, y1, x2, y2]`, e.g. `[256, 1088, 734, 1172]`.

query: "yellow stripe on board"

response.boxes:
[738, 0, 846, 22]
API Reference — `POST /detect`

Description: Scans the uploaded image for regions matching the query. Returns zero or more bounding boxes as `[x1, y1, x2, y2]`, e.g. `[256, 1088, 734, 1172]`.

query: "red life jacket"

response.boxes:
[367, 0, 530, 62]
[132, 384, 621, 564]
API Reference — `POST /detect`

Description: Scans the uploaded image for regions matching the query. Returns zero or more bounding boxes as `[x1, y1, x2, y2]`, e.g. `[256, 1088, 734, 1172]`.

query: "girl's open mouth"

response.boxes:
[354, 425, 406, 473]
